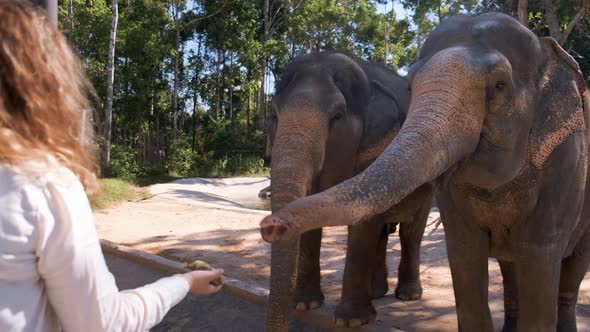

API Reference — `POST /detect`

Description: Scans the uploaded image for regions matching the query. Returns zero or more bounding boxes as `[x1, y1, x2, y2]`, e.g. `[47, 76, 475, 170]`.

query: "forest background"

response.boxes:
[58, 0, 590, 184]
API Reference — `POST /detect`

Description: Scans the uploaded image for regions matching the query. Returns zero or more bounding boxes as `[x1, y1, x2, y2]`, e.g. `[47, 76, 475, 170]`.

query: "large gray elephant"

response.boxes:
[261, 13, 590, 331]
[265, 52, 433, 331]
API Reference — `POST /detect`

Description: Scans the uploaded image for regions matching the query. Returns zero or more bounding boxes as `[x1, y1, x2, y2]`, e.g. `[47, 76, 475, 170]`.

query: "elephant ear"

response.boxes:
[356, 79, 408, 168]
[530, 37, 588, 169]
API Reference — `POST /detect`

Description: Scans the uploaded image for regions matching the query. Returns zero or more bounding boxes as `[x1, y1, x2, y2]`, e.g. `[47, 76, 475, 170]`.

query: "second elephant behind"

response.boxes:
[265, 51, 433, 330]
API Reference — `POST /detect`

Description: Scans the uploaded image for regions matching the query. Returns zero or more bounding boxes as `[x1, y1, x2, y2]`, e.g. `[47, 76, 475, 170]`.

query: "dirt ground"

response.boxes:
[95, 177, 590, 331]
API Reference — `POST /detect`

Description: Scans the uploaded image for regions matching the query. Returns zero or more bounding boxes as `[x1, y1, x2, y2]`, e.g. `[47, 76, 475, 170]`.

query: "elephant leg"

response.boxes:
[294, 228, 324, 311]
[557, 231, 590, 332]
[371, 222, 391, 299]
[498, 260, 518, 332]
[334, 220, 385, 328]
[512, 247, 561, 331]
[440, 207, 493, 331]
[395, 198, 430, 301]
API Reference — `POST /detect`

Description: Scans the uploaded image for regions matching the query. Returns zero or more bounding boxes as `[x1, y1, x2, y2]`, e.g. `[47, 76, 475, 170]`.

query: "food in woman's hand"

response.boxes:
[184, 260, 223, 286]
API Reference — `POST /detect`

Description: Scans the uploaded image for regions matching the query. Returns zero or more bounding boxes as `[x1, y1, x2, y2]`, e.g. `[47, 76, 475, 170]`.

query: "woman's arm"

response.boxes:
[34, 178, 189, 332]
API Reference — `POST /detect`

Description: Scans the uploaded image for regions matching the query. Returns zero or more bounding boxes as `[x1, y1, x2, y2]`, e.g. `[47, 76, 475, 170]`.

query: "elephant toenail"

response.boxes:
[295, 302, 307, 311]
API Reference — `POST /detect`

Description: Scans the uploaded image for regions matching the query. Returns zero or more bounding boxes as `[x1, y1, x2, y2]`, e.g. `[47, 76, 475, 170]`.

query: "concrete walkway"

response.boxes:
[105, 252, 330, 331]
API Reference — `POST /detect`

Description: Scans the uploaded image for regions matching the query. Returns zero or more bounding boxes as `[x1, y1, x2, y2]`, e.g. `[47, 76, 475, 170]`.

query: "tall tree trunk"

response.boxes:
[192, 90, 198, 153]
[172, 9, 180, 142]
[192, 34, 202, 152]
[254, 87, 259, 130]
[102, 0, 118, 174]
[291, 39, 296, 59]
[518, 0, 528, 26]
[416, 22, 423, 52]
[247, 88, 251, 131]
[383, 1, 391, 65]
[156, 116, 161, 162]
[258, 0, 270, 129]
[68, 0, 74, 32]
[219, 51, 226, 120]
[216, 49, 222, 120]
[259, 58, 268, 128]
[265, 68, 271, 122]
[229, 52, 234, 122]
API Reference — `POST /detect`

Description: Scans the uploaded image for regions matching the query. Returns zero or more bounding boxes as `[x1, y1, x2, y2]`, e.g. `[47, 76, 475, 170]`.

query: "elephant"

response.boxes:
[260, 13, 590, 332]
[264, 51, 434, 331]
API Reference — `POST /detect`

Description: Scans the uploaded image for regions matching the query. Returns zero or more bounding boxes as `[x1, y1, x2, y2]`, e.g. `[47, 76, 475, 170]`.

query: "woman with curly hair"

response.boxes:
[0, 2, 224, 331]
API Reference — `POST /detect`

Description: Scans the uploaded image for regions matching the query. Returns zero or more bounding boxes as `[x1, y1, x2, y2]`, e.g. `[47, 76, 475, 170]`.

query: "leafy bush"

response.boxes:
[135, 166, 178, 186]
[165, 142, 196, 176]
[222, 153, 267, 176]
[109, 144, 141, 179]
[193, 152, 268, 178]
[106, 118, 269, 181]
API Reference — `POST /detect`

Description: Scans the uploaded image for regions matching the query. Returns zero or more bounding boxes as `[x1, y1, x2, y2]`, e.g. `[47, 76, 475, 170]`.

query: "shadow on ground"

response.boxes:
[97, 177, 590, 332]
[105, 253, 329, 332]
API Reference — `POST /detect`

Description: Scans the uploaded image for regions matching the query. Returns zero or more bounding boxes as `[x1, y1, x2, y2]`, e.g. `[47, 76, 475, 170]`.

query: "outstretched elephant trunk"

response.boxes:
[266, 114, 327, 331]
[261, 47, 486, 241]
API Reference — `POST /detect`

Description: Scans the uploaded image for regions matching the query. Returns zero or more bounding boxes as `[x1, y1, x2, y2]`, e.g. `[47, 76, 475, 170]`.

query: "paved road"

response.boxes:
[105, 253, 330, 332]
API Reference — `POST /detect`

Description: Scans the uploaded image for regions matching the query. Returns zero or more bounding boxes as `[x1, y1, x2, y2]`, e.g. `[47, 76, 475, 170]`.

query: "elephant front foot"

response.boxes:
[394, 280, 422, 301]
[294, 287, 324, 311]
[334, 301, 376, 328]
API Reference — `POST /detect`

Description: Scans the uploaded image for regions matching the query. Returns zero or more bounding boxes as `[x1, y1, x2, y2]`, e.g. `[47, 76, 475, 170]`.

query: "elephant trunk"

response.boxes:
[261, 47, 486, 240]
[266, 129, 324, 331]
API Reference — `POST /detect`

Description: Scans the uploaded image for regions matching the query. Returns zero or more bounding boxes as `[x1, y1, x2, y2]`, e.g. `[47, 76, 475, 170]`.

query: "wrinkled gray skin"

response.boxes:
[261, 13, 590, 332]
[265, 52, 433, 331]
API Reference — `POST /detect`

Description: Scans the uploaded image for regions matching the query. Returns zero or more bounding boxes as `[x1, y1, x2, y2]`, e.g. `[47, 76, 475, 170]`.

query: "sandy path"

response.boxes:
[95, 177, 590, 331]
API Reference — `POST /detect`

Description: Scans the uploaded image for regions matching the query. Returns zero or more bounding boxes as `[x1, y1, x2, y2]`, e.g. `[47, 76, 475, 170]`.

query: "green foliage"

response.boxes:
[109, 144, 141, 179]
[193, 153, 268, 178]
[165, 141, 197, 176]
[59, 0, 590, 186]
[165, 125, 268, 178]
[134, 166, 179, 187]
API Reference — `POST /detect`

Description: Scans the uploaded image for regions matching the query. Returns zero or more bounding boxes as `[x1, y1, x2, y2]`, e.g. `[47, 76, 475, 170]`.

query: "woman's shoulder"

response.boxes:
[0, 158, 81, 195]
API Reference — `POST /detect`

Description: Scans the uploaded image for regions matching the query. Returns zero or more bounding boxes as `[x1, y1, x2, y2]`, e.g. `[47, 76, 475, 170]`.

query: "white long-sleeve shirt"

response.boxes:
[0, 162, 189, 332]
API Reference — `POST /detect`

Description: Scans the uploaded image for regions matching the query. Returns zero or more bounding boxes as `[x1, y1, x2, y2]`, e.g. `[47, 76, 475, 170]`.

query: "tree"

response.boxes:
[102, 0, 118, 173]
[257, 0, 305, 129]
[401, 0, 478, 51]
[542, 0, 589, 45]
[518, 0, 528, 25]
[170, 0, 185, 143]
[57, 0, 588, 180]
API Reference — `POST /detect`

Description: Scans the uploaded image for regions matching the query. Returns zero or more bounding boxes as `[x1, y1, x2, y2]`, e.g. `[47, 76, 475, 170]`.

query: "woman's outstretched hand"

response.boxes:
[182, 269, 224, 295]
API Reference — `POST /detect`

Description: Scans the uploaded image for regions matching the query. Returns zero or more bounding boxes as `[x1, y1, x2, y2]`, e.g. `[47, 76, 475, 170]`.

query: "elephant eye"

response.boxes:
[495, 81, 506, 91]
[329, 111, 344, 128]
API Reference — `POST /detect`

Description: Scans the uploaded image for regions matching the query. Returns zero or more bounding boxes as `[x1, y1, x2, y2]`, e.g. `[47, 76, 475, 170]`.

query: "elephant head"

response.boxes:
[264, 52, 407, 331]
[267, 53, 370, 211]
[260, 13, 587, 247]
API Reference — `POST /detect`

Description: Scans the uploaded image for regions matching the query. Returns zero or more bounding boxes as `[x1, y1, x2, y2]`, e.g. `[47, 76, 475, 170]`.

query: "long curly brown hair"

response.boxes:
[0, 0, 98, 194]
